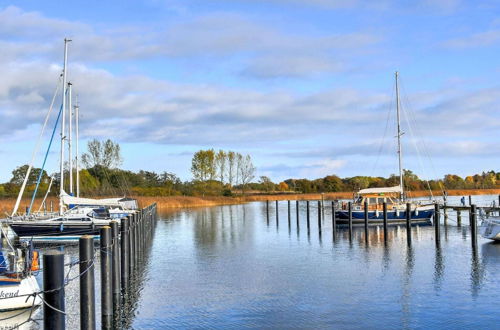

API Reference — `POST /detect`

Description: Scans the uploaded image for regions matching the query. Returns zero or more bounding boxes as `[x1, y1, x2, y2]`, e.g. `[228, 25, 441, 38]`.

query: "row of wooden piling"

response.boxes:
[43, 203, 158, 330]
[266, 200, 480, 248]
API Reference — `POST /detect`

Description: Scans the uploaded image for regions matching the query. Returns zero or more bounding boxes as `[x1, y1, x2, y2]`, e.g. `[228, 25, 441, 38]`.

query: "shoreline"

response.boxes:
[1, 189, 499, 214]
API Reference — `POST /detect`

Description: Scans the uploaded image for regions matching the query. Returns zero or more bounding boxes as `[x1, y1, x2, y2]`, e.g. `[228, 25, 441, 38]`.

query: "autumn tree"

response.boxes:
[238, 154, 256, 195]
[82, 139, 122, 169]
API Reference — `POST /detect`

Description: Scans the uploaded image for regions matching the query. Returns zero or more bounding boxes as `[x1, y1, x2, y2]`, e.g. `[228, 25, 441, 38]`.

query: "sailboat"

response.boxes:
[335, 72, 435, 225]
[4, 39, 137, 240]
[0, 226, 42, 311]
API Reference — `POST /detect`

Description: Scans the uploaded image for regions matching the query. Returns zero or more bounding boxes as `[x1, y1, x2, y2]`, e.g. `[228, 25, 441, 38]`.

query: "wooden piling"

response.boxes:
[128, 215, 135, 275]
[469, 195, 472, 206]
[434, 203, 440, 247]
[332, 201, 337, 239]
[348, 202, 353, 240]
[317, 201, 322, 233]
[288, 200, 291, 227]
[471, 204, 477, 248]
[363, 201, 368, 243]
[306, 201, 310, 233]
[43, 251, 65, 330]
[79, 235, 96, 330]
[406, 203, 412, 246]
[110, 221, 120, 311]
[443, 202, 448, 225]
[266, 200, 269, 223]
[120, 217, 129, 292]
[101, 226, 113, 329]
[275, 200, 279, 227]
[383, 202, 388, 243]
[457, 210, 462, 226]
[296, 200, 299, 229]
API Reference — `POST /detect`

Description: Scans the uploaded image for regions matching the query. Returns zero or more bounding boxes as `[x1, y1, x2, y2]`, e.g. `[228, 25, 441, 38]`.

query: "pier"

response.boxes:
[266, 198, 487, 251]
[2, 203, 158, 329]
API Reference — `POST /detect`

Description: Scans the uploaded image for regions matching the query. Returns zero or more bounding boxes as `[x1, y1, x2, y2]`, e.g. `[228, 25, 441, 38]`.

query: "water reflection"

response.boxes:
[129, 201, 500, 328]
[433, 247, 444, 291]
[470, 248, 484, 297]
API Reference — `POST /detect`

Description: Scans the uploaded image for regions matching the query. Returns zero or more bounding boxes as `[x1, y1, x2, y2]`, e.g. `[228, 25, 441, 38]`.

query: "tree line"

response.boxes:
[0, 139, 499, 198]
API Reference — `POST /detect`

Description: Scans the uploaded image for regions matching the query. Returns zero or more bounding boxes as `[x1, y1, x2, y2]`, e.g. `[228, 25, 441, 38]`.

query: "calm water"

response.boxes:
[8, 195, 500, 329]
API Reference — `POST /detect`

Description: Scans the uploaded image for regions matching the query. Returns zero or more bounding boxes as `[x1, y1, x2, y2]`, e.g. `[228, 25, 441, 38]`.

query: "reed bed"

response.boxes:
[1, 188, 499, 215]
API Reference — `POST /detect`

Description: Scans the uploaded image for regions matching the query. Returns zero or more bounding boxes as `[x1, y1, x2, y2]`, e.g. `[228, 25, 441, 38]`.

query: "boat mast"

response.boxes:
[59, 38, 71, 215]
[75, 97, 80, 198]
[395, 71, 404, 200]
[68, 82, 73, 196]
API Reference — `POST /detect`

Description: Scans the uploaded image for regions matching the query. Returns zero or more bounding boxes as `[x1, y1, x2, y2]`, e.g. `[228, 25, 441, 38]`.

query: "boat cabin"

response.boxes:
[355, 186, 403, 209]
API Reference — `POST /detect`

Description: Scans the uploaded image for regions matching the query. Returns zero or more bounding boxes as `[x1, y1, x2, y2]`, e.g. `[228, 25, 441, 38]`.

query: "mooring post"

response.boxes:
[296, 200, 299, 229]
[364, 200, 369, 243]
[332, 201, 337, 239]
[406, 203, 412, 246]
[136, 211, 141, 260]
[139, 210, 143, 256]
[469, 195, 472, 206]
[79, 235, 96, 330]
[348, 202, 353, 240]
[275, 200, 279, 227]
[471, 204, 477, 248]
[110, 221, 120, 310]
[266, 200, 269, 225]
[128, 215, 134, 276]
[134, 212, 139, 267]
[383, 202, 388, 243]
[288, 200, 291, 227]
[321, 194, 325, 224]
[457, 210, 462, 226]
[120, 217, 129, 292]
[434, 203, 440, 247]
[317, 201, 322, 233]
[306, 201, 310, 232]
[443, 202, 448, 225]
[101, 226, 113, 329]
[43, 251, 65, 330]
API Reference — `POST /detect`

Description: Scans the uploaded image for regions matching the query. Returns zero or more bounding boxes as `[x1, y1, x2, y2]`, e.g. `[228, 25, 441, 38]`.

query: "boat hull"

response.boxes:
[335, 209, 434, 226]
[0, 275, 41, 312]
[8, 220, 114, 237]
[480, 218, 500, 240]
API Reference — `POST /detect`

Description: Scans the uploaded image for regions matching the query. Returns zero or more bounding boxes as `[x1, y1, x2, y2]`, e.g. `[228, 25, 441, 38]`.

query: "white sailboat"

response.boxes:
[5, 39, 137, 240]
[0, 227, 42, 312]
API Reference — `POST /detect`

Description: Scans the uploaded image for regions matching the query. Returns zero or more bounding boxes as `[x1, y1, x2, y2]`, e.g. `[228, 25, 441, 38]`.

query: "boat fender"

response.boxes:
[415, 209, 419, 216]
[60, 223, 64, 232]
[375, 209, 379, 217]
[396, 209, 400, 217]
[31, 250, 39, 271]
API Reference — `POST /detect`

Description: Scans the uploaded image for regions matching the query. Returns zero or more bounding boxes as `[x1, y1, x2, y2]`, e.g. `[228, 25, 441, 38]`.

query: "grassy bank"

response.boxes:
[1, 189, 499, 214]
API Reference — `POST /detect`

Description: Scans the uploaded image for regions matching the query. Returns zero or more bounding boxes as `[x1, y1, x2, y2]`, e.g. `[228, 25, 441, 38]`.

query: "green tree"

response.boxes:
[10, 165, 49, 186]
[239, 154, 256, 195]
[215, 150, 226, 184]
[82, 139, 123, 169]
[259, 176, 275, 192]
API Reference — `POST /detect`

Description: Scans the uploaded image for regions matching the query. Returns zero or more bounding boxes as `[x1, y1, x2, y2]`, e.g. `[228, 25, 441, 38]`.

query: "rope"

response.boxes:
[12, 74, 62, 216]
[28, 101, 64, 215]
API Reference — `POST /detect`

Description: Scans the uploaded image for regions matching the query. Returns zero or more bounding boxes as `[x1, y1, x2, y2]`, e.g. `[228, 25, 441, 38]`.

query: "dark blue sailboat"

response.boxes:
[335, 72, 435, 226]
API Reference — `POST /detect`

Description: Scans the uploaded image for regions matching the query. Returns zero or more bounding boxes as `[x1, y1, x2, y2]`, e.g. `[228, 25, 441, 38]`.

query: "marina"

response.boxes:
[0, 195, 499, 328]
[1, 2, 500, 329]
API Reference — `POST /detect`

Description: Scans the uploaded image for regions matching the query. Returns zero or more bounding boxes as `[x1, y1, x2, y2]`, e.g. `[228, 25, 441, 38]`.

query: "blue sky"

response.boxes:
[0, 0, 499, 183]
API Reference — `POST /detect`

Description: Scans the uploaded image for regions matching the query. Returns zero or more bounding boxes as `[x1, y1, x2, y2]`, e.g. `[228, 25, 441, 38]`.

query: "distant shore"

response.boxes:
[1, 189, 499, 214]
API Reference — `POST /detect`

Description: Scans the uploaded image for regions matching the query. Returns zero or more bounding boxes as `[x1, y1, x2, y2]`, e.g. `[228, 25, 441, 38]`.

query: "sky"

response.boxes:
[0, 0, 499, 183]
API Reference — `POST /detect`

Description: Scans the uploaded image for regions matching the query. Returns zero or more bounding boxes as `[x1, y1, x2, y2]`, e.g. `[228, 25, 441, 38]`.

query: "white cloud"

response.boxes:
[443, 29, 500, 48]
